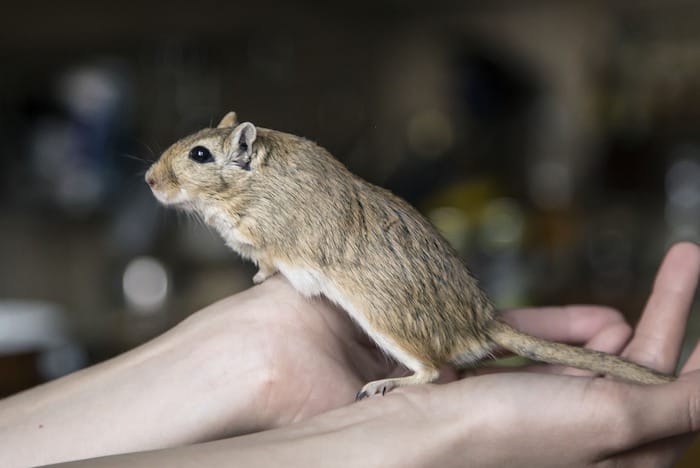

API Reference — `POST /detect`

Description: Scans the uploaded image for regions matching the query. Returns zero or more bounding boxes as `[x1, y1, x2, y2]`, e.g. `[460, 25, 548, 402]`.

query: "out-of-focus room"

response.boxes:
[1, 0, 699, 462]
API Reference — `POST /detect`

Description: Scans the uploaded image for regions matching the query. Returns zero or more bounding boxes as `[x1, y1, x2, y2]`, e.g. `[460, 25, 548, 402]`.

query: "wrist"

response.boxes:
[172, 276, 314, 432]
[161, 298, 279, 437]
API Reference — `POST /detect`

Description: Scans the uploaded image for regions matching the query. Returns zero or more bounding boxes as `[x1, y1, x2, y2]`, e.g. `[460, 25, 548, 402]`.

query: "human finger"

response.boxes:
[500, 305, 628, 344]
[623, 242, 700, 373]
[471, 318, 632, 377]
[494, 306, 631, 377]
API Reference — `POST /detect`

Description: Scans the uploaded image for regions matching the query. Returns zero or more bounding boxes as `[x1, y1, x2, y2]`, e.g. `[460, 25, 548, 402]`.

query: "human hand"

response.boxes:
[458, 241, 700, 466]
[355, 240, 699, 468]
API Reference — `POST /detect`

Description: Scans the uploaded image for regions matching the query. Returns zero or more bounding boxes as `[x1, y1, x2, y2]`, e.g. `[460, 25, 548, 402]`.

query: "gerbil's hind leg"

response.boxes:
[253, 261, 277, 284]
[356, 368, 440, 400]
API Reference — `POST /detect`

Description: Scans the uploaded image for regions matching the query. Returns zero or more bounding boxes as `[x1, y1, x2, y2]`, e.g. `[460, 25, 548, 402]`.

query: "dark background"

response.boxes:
[0, 1, 699, 458]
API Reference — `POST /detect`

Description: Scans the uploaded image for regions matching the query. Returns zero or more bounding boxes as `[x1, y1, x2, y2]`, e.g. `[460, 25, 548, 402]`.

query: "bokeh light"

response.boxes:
[122, 257, 169, 314]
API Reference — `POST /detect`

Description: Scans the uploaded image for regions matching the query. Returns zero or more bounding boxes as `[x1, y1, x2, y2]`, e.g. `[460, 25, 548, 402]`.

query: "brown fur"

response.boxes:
[146, 112, 674, 398]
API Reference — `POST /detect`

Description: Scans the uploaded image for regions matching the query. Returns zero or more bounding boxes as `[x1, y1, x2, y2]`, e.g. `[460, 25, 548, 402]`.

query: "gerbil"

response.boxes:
[145, 111, 674, 399]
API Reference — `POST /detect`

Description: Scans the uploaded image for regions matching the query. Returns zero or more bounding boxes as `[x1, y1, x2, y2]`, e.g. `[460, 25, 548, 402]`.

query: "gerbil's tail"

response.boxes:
[486, 320, 674, 384]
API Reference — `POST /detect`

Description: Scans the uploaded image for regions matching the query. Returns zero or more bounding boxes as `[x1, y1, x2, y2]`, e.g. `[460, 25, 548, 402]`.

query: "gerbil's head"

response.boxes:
[145, 111, 263, 209]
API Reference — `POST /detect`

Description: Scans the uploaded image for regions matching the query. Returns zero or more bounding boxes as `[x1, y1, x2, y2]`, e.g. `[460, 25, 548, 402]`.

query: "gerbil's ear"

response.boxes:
[217, 111, 239, 128]
[225, 122, 257, 170]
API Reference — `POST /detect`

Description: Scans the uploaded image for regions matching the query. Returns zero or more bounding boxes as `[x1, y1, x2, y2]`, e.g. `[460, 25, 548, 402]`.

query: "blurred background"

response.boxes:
[1, 0, 699, 458]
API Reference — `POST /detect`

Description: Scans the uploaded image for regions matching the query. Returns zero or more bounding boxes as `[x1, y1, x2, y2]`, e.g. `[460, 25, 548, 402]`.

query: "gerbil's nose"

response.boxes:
[145, 169, 157, 188]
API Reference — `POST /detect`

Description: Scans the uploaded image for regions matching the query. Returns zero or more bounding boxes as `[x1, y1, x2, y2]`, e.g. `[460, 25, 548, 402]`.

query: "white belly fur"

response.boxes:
[276, 262, 426, 372]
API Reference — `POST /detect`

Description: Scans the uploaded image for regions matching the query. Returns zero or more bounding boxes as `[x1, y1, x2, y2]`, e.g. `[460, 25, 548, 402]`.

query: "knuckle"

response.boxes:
[615, 321, 633, 338]
[586, 380, 639, 449]
[605, 404, 638, 449]
[602, 306, 626, 324]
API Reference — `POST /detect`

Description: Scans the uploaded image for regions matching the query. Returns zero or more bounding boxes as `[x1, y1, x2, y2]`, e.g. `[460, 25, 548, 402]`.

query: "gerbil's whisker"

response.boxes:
[120, 153, 151, 165]
[133, 140, 159, 162]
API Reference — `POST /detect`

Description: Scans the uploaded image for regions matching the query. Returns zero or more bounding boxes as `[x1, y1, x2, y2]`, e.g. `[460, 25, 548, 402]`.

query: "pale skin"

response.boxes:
[0, 242, 698, 467]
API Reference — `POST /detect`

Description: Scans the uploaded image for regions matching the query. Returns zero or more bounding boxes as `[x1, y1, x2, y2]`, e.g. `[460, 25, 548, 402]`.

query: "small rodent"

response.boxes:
[145, 111, 674, 399]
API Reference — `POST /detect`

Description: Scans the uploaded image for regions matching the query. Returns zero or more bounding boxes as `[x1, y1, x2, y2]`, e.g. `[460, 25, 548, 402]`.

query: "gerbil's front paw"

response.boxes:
[252, 271, 269, 284]
[355, 379, 397, 400]
[252, 267, 277, 284]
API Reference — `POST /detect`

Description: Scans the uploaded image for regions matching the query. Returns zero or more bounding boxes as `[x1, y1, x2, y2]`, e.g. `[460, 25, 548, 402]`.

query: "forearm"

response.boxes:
[0, 301, 271, 467]
[52, 391, 461, 468]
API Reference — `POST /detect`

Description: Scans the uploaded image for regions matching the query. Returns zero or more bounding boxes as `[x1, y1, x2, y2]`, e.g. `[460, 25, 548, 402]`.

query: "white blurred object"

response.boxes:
[0, 301, 67, 354]
[122, 256, 169, 314]
[58, 66, 121, 120]
[28, 62, 127, 215]
[0, 300, 85, 379]
[37, 343, 87, 380]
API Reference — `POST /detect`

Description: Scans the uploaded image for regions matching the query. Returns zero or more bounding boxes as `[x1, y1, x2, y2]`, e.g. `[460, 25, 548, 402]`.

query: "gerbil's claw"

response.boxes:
[357, 371, 438, 400]
[356, 379, 397, 400]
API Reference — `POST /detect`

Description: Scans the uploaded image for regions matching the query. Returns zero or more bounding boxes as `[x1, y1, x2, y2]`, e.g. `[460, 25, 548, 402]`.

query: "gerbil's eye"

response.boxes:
[189, 146, 214, 164]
